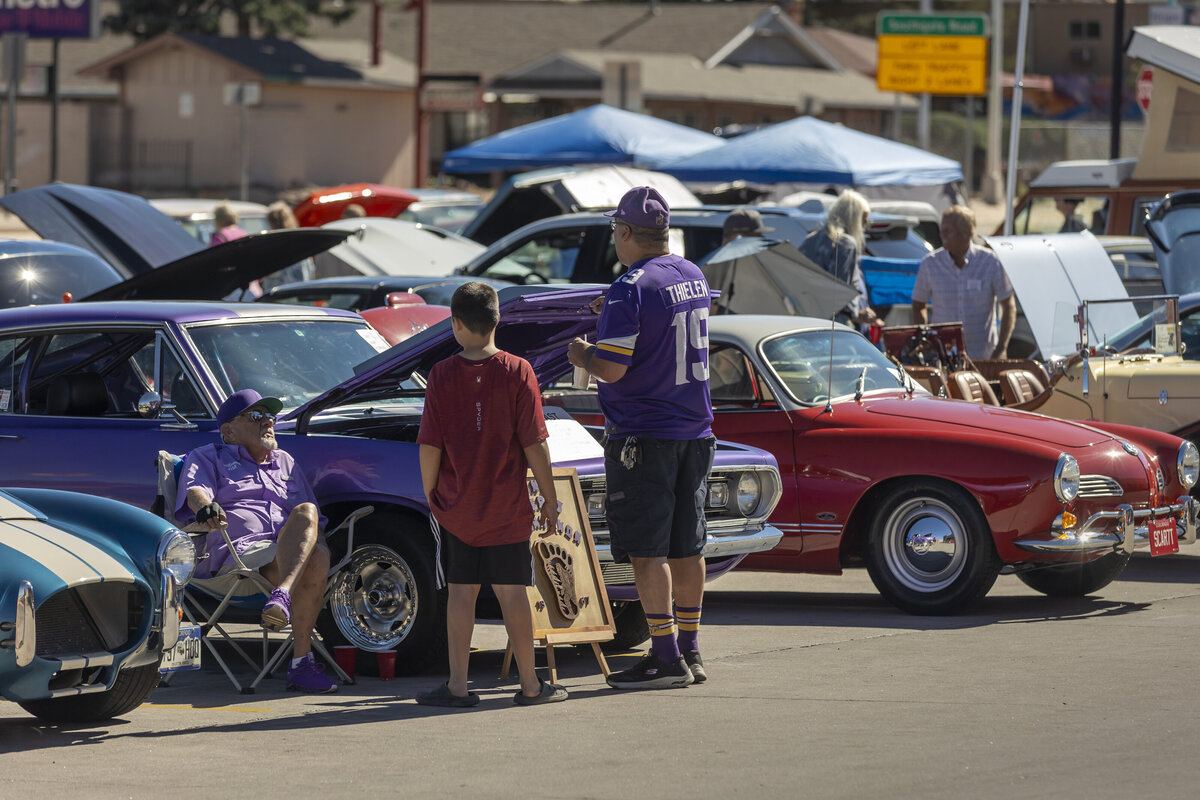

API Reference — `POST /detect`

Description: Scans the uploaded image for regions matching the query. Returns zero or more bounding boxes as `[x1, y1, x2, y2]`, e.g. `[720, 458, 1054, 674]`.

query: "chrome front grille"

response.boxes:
[35, 585, 145, 659]
[600, 562, 637, 585]
[1079, 474, 1124, 498]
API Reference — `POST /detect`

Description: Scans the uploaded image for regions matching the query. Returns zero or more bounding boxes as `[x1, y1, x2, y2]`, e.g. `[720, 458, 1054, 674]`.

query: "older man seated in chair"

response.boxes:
[176, 389, 337, 694]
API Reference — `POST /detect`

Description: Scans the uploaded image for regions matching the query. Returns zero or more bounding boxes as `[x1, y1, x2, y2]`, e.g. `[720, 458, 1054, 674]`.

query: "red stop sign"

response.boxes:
[1138, 66, 1154, 115]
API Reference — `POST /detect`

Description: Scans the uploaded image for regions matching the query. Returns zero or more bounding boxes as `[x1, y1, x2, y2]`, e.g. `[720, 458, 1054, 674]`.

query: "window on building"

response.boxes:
[1068, 20, 1101, 40]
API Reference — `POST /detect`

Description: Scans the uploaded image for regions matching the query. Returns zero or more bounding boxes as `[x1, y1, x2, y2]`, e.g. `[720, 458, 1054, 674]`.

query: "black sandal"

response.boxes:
[514, 679, 568, 705]
[416, 682, 480, 708]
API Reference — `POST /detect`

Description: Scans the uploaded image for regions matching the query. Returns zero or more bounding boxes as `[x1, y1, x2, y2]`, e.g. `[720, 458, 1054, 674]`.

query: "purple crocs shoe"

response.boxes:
[287, 654, 339, 694]
[261, 587, 291, 632]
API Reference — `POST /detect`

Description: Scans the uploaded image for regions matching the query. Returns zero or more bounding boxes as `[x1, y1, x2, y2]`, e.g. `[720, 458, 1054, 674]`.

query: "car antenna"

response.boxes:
[823, 318, 835, 415]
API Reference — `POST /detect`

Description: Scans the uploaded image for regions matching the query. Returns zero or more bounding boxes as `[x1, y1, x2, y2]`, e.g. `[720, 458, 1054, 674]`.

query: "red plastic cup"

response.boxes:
[334, 645, 357, 679]
[377, 650, 396, 681]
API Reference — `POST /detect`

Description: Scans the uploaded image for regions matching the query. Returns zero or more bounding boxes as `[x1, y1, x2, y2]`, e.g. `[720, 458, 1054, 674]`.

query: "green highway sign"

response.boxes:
[878, 13, 989, 38]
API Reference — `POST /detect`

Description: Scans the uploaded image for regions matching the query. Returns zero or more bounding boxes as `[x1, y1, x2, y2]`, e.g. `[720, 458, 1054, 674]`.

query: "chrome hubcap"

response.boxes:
[328, 544, 416, 650]
[882, 497, 967, 592]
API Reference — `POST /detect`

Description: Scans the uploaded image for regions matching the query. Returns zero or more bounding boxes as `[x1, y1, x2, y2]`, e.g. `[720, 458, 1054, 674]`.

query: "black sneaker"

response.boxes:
[606, 652, 694, 690]
[682, 651, 706, 684]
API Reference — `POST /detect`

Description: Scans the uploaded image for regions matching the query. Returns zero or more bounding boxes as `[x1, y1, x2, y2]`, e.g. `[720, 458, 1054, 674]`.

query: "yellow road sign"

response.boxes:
[876, 13, 989, 96]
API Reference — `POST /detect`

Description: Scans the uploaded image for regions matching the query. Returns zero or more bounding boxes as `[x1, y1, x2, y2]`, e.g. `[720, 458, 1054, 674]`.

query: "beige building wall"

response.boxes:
[106, 42, 414, 197]
[1029, 3, 1150, 77]
[10, 100, 92, 190]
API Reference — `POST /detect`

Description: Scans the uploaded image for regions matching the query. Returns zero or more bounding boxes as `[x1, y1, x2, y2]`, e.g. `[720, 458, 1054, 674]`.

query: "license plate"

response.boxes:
[1149, 516, 1179, 557]
[159, 624, 202, 674]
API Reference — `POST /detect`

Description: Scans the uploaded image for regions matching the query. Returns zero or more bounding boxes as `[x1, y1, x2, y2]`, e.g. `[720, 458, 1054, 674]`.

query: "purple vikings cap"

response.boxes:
[605, 186, 670, 229]
[216, 389, 284, 426]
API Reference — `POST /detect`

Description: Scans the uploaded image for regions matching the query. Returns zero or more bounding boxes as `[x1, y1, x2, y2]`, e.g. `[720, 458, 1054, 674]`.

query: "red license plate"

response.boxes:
[1149, 516, 1179, 556]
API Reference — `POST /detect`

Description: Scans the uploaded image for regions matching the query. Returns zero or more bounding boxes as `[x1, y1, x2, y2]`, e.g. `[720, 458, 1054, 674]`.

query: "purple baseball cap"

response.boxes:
[216, 389, 283, 426]
[605, 186, 669, 229]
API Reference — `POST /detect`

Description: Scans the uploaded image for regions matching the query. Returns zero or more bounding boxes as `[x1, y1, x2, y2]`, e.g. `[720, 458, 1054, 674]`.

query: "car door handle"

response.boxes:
[0, 434, 22, 440]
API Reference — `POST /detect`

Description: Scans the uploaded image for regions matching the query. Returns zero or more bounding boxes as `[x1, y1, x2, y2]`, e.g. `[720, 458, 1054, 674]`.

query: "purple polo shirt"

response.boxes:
[175, 443, 324, 577]
[594, 253, 713, 440]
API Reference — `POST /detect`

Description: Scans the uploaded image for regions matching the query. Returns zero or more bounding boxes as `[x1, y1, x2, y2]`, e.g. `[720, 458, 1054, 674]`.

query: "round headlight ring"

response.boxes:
[1178, 441, 1199, 490]
[736, 472, 762, 516]
[158, 529, 197, 586]
[1054, 454, 1080, 503]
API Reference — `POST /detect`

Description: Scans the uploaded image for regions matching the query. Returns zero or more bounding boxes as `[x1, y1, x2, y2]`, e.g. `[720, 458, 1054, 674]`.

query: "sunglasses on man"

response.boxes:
[240, 408, 276, 423]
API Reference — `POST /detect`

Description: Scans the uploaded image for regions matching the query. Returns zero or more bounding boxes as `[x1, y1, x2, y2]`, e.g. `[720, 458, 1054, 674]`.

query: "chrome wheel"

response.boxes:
[328, 544, 416, 651]
[866, 480, 1001, 615]
[880, 497, 969, 593]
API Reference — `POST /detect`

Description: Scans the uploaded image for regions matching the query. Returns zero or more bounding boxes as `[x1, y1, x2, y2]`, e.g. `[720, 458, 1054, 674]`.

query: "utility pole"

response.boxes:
[982, 0, 1004, 203]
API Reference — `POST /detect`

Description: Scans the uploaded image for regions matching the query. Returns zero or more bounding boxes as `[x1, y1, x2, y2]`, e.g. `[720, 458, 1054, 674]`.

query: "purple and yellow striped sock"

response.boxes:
[676, 605, 701, 653]
[646, 613, 680, 663]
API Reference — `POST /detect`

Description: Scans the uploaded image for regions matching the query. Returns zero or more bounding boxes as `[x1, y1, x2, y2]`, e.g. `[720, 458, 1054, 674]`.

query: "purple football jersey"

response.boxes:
[593, 254, 713, 439]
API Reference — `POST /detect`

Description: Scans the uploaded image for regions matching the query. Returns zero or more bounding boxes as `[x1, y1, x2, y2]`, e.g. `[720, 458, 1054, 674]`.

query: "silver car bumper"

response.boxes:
[593, 523, 785, 564]
[1014, 496, 1199, 555]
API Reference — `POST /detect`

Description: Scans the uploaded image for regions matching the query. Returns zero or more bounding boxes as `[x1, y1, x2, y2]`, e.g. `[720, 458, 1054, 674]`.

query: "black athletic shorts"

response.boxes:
[604, 435, 717, 563]
[436, 524, 534, 587]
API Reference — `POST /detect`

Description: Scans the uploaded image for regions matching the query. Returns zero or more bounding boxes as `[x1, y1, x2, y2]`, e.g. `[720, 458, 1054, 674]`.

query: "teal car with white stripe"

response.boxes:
[0, 488, 195, 722]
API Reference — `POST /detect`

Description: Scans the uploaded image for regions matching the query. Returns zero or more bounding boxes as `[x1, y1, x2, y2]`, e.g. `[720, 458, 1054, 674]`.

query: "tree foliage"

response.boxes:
[105, 0, 362, 40]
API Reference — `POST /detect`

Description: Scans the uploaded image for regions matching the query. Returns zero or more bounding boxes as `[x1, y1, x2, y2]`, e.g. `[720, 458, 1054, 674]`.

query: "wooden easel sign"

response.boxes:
[502, 467, 614, 683]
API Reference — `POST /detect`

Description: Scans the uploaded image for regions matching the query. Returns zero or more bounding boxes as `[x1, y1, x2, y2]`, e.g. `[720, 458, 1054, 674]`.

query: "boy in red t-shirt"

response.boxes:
[414, 282, 566, 707]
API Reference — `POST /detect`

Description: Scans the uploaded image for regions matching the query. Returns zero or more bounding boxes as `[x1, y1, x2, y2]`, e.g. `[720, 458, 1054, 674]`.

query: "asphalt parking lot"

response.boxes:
[4, 553, 1200, 800]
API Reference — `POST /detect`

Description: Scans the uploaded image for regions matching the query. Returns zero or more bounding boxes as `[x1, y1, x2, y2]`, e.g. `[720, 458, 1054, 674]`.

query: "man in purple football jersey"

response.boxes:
[568, 186, 715, 690]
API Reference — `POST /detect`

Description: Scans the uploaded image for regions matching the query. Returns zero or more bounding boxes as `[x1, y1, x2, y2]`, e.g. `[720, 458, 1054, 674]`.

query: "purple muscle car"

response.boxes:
[0, 288, 781, 670]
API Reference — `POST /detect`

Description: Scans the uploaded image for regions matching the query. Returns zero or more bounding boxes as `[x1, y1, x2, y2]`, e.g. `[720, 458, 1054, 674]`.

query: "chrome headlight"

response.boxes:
[736, 472, 762, 516]
[158, 529, 196, 586]
[707, 480, 729, 508]
[1053, 454, 1080, 503]
[1178, 441, 1199, 489]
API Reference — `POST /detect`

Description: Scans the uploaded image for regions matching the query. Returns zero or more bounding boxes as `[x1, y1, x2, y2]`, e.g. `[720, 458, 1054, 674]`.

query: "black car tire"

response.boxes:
[1015, 550, 1132, 597]
[865, 479, 1002, 615]
[317, 517, 446, 676]
[602, 600, 651, 651]
[18, 662, 160, 723]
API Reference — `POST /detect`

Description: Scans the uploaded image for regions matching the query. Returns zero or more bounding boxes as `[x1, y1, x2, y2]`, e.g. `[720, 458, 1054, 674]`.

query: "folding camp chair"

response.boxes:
[155, 450, 373, 693]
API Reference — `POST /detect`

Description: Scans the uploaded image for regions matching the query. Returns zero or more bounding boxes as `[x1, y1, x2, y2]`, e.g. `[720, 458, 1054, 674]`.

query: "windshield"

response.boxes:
[185, 318, 387, 410]
[1107, 296, 1187, 355]
[1048, 296, 1167, 358]
[761, 329, 906, 404]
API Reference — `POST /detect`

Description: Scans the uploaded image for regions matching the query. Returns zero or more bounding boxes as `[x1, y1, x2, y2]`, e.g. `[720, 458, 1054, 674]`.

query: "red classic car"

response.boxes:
[550, 315, 1200, 615]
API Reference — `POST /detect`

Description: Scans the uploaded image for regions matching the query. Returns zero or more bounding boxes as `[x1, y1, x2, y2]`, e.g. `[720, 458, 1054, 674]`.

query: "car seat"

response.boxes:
[46, 373, 109, 416]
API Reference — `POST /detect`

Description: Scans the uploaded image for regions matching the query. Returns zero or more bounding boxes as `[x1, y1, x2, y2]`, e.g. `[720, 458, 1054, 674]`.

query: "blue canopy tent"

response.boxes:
[441, 104, 725, 174]
[652, 117, 963, 186]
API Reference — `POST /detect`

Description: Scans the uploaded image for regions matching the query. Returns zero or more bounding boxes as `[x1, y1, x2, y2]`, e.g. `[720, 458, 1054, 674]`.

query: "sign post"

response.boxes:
[876, 13, 989, 97]
[0, 1, 101, 193]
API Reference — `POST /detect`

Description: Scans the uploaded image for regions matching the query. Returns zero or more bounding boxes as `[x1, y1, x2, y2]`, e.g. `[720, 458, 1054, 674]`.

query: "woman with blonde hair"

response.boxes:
[798, 189, 879, 327]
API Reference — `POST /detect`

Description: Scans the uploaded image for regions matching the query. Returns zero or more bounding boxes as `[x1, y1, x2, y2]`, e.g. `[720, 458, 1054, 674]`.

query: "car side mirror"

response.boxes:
[137, 390, 162, 418]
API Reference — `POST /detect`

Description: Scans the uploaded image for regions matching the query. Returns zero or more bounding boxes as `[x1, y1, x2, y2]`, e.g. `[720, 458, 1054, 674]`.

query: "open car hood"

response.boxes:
[0, 183, 353, 301]
[1145, 191, 1200, 297]
[81, 228, 353, 301]
[985, 232, 1136, 358]
[0, 183, 204, 275]
[285, 286, 603, 429]
[319, 218, 483, 277]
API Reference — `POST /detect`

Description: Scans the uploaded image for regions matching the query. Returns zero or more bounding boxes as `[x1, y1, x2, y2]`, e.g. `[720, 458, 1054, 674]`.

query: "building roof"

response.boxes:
[307, 0, 790, 81]
[494, 49, 911, 111]
[79, 32, 414, 89]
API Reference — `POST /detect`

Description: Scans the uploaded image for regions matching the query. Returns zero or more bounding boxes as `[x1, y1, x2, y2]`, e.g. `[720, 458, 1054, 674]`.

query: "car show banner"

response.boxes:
[501, 468, 614, 683]
[0, 1, 100, 39]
